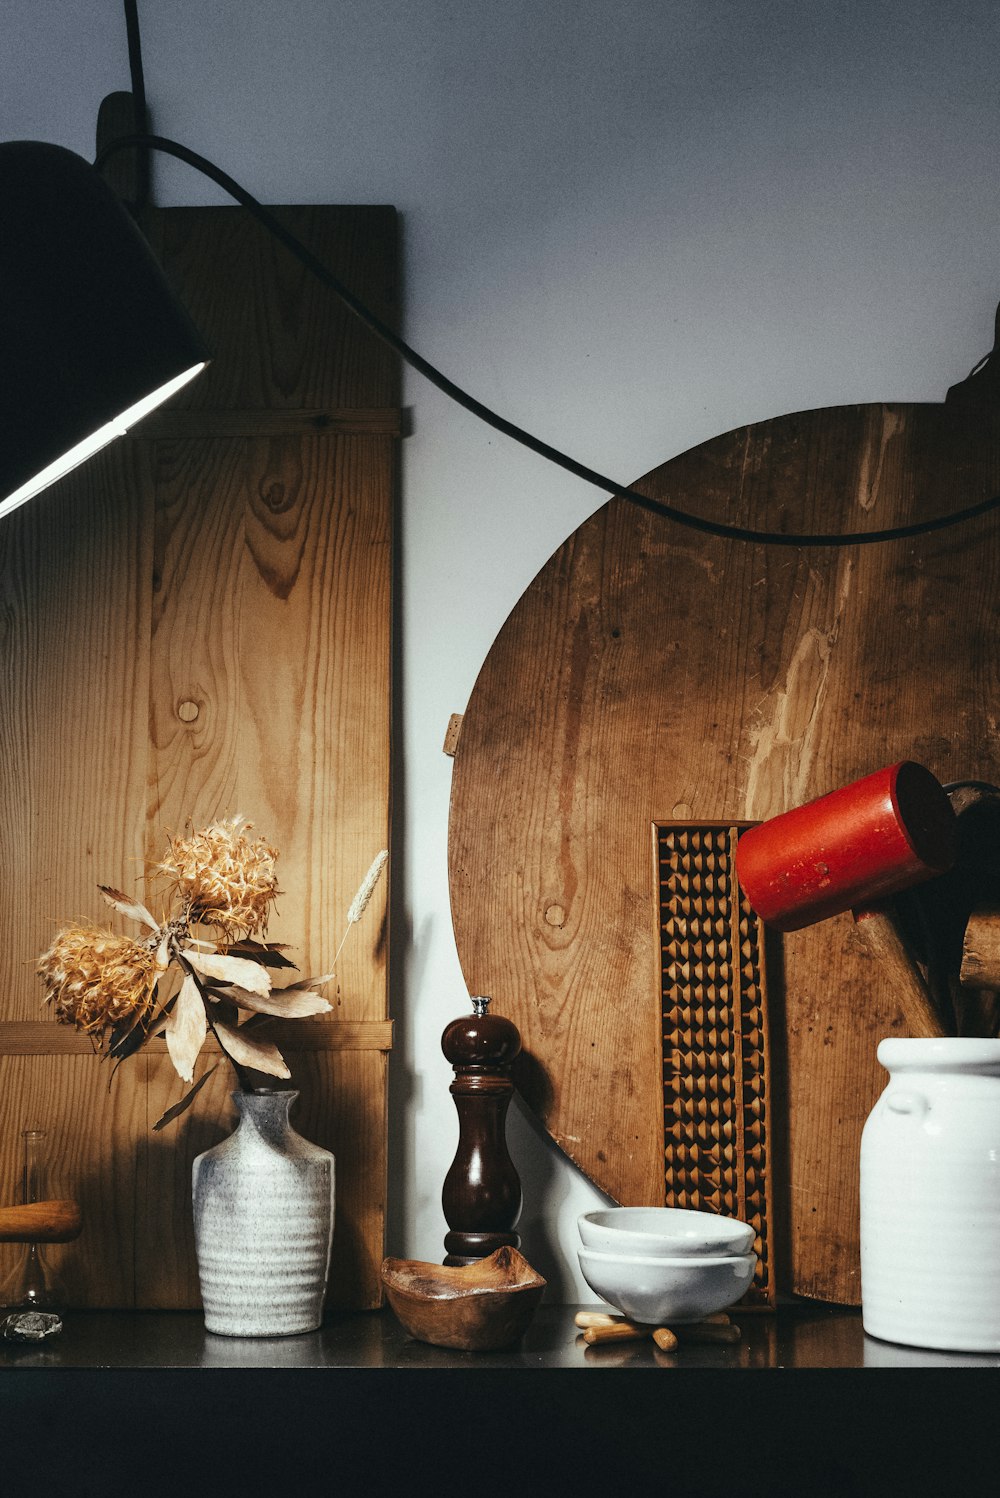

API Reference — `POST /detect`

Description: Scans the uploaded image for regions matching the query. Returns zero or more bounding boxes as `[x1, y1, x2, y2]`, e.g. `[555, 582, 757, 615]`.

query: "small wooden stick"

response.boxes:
[574, 1310, 619, 1329]
[652, 1327, 679, 1352]
[583, 1321, 647, 1344]
[674, 1321, 741, 1344]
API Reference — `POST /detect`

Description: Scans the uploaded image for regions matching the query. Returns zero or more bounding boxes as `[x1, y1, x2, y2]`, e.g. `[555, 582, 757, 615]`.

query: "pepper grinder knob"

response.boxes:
[441, 995, 523, 1266]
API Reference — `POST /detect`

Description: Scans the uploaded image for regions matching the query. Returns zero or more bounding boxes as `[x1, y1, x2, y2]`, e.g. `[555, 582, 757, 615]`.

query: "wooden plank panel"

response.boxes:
[449, 396, 1000, 1305]
[284, 1049, 390, 1311]
[144, 432, 391, 1007]
[0, 206, 395, 1311]
[146, 206, 400, 413]
[0, 1056, 144, 1308]
[0, 444, 153, 1020]
[143, 409, 402, 438]
[0, 1020, 393, 1054]
[0, 445, 153, 1311]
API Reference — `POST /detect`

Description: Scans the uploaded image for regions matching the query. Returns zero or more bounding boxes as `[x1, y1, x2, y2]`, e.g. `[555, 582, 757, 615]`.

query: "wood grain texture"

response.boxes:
[145, 432, 392, 1012]
[145, 206, 399, 413]
[0, 1020, 393, 1054]
[0, 206, 395, 1310]
[0, 1055, 144, 1307]
[448, 396, 1000, 1306]
[142, 409, 402, 438]
[0, 443, 153, 1019]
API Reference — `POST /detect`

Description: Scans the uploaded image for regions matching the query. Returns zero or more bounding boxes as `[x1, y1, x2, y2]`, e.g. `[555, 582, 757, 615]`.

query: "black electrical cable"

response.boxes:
[123, 0, 147, 136]
[121, 0, 149, 213]
[96, 132, 1000, 549]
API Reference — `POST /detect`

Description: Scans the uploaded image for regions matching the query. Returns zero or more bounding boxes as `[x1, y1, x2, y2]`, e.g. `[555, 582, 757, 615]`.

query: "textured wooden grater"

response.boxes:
[655, 823, 775, 1307]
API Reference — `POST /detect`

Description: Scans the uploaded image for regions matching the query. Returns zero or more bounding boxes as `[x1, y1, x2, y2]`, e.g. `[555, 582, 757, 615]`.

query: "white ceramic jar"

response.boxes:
[860, 1038, 1000, 1352]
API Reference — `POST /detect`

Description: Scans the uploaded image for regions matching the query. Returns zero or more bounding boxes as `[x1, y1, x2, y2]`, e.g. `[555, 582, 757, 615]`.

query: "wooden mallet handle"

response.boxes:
[853, 904, 945, 1038]
[961, 903, 1000, 989]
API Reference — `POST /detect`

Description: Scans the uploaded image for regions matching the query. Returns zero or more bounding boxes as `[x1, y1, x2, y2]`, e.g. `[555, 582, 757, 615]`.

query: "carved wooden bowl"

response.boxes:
[380, 1245, 546, 1351]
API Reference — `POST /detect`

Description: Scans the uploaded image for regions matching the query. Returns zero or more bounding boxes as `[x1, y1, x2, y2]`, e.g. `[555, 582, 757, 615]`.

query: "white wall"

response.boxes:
[5, 0, 1000, 1298]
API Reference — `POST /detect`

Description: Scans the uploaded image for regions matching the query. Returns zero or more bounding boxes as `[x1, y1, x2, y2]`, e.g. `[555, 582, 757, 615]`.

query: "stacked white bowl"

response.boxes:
[577, 1207, 758, 1324]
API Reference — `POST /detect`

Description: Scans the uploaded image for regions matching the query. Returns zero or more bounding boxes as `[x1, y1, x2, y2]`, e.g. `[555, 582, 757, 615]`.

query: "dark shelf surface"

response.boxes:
[3, 1301, 998, 1369]
[2, 1305, 997, 1495]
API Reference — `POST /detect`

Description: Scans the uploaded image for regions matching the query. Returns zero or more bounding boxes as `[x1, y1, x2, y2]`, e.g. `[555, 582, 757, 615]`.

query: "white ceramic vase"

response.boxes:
[860, 1037, 1000, 1352]
[192, 1089, 335, 1337]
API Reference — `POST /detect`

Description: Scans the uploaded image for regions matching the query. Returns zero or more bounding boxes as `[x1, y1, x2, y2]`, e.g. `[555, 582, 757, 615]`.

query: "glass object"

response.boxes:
[0, 1128, 66, 1314]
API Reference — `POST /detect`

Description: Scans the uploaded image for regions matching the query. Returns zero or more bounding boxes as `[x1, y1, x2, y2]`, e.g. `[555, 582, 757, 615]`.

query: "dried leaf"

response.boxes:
[153, 1065, 218, 1131]
[238, 1012, 272, 1032]
[153, 932, 171, 980]
[216, 983, 332, 1019]
[108, 991, 167, 1061]
[297, 972, 335, 991]
[165, 974, 208, 1083]
[226, 940, 298, 971]
[181, 948, 272, 996]
[108, 1020, 148, 1062]
[98, 885, 159, 932]
[209, 993, 241, 1029]
[213, 1018, 291, 1079]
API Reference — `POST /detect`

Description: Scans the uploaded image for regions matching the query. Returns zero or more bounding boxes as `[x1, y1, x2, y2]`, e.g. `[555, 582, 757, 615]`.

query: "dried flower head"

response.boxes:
[37, 926, 158, 1039]
[155, 814, 280, 941]
[347, 850, 388, 925]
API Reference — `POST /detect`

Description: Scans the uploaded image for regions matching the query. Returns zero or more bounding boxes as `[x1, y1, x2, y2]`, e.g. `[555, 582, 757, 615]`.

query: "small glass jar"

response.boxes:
[1, 1128, 66, 1314]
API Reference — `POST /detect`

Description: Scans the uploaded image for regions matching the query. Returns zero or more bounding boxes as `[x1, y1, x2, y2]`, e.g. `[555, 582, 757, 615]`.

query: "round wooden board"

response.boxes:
[448, 394, 1000, 1305]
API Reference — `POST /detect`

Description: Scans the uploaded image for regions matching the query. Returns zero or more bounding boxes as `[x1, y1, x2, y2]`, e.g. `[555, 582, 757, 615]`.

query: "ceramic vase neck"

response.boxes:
[232, 1088, 298, 1143]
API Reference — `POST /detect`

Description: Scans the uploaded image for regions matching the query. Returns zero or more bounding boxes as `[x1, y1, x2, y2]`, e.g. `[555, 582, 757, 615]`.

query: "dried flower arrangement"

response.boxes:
[36, 817, 388, 1129]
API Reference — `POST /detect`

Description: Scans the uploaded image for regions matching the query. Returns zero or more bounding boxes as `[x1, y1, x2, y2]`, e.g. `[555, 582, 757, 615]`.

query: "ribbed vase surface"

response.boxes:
[192, 1089, 335, 1337]
[860, 1038, 1000, 1352]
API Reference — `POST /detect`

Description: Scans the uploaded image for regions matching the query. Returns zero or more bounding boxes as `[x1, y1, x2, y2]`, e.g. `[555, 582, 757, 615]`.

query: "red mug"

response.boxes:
[734, 761, 957, 932]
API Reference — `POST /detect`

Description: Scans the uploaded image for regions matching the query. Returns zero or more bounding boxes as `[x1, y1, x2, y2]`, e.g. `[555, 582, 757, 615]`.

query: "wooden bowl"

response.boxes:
[380, 1245, 546, 1351]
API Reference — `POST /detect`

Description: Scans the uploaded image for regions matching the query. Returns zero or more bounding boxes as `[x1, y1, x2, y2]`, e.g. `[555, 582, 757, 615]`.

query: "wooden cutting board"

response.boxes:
[448, 358, 1000, 1305]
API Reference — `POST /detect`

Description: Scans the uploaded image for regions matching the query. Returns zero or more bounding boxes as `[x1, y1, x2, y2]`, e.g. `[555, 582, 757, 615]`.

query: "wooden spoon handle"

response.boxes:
[0, 1199, 82, 1243]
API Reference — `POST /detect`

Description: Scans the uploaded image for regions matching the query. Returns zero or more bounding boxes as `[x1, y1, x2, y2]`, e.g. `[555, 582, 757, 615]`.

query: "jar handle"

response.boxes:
[886, 1090, 928, 1117]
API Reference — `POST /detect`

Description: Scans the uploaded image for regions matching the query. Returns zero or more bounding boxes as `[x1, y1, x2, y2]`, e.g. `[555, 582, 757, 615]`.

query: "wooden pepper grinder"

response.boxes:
[441, 995, 522, 1266]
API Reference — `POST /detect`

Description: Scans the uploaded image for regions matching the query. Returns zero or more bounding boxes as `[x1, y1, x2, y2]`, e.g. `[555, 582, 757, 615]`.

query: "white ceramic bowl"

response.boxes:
[577, 1246, 757, 1324]
[578, 1206, 756, 1259]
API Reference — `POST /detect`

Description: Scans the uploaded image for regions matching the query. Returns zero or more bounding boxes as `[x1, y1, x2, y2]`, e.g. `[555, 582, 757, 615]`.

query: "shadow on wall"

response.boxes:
[507, 1089, 615, 1303]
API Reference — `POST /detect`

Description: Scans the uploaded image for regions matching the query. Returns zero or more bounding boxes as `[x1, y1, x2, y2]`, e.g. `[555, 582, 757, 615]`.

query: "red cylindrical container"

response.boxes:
[735, 762, 957, 932]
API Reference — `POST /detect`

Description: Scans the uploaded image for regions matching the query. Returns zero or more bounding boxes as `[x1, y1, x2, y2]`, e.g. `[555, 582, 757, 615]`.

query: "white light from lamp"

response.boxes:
[0, 360, 207, 521]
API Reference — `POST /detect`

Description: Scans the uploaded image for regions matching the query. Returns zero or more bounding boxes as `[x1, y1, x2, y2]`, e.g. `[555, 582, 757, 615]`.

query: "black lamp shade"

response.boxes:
[0, 140, 209, 516]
